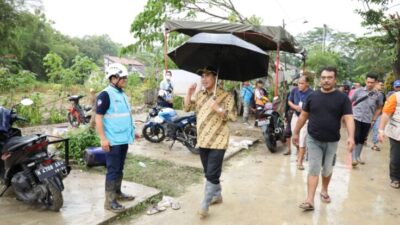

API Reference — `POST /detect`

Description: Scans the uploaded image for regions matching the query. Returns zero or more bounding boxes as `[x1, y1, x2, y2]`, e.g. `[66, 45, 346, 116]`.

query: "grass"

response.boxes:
[84, 154, 203, 197]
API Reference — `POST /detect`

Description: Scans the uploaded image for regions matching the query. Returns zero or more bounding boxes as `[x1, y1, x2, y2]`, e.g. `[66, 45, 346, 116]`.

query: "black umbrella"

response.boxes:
[168, 32, 269, 82]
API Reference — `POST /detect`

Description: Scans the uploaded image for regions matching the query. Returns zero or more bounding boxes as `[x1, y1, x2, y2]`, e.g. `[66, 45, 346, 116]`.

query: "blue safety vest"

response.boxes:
[102, 85, 135, 146]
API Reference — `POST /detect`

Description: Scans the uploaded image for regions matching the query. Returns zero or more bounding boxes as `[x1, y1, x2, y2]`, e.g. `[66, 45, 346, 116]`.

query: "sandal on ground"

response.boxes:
[171, 202, 181, 210]
[320, 193, 331, 203]
[299, 202, 314, 211]
[390, 181, 400, 189]
[297, 164, 305, 170]
[146, 205, 167, 215]
[283, 151, 291, 155]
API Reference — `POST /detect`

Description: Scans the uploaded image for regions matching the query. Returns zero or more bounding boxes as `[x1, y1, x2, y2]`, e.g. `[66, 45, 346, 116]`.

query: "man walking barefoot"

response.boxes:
[293, 66, 355, 211]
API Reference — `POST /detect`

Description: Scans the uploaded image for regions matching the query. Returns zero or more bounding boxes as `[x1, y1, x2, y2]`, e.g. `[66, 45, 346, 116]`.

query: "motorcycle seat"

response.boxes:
[68, 95, 84, 101]
[172, 114, 195, 123]
[2, 135, 41, 153]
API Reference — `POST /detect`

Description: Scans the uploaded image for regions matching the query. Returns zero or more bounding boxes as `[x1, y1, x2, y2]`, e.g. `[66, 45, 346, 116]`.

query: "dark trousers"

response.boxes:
[354, 120, 371, 144]
[199, 148, 225, 184]
[389, 138, 400, 182]
[105, 144, 128, 182]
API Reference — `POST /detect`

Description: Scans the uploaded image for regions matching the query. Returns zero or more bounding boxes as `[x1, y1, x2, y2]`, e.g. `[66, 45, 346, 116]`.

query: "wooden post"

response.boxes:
[164, 31, 169, 71]
[275, 43, 280, 97]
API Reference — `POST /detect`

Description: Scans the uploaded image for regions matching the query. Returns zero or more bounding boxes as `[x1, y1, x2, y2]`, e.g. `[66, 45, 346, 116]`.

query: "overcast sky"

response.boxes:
[42, 0, 377, 45]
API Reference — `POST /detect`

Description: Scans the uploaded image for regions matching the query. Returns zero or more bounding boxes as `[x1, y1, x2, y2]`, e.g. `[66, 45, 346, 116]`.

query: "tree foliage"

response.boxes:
[129, 0, 260, 52]
[357, 0, 400, 78]
[0, 1, 121, 82]
[43, 52, 98, 86]
[296, 27, 358, 82]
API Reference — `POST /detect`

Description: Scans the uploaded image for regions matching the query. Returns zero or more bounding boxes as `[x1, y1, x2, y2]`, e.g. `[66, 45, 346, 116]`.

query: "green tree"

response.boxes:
[357, 0, 400, 78]
[43, 52, 64, 83]
[70, 55, 98, 84]
[129, 0, 260, 52]
[296, 27, 358, 81]
[71, 34, 121, 65]
[0, 0, 19, 56]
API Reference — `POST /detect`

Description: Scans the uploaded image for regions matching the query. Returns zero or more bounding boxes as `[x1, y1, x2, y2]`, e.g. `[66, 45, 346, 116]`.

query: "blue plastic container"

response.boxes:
[84, 147, 106, 167]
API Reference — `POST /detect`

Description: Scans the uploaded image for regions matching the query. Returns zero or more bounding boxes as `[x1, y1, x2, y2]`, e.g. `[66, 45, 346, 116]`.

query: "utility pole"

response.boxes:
[282, 19, 287, 71]
[322, 24, 327, 52]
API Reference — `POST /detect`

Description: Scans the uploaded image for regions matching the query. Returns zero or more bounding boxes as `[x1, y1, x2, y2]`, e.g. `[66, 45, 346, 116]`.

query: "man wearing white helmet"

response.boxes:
[95, 63, 136, 213]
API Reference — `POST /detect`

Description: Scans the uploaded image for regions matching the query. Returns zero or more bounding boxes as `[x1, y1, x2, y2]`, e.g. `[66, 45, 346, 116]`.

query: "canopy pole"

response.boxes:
[274, 43, 280, 97]
[213, 68, 220, 99]
[164, 31, 169, 71]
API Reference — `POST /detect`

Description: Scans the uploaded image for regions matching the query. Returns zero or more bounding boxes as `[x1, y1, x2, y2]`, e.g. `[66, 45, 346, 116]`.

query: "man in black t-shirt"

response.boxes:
[293, 66, 355, 211]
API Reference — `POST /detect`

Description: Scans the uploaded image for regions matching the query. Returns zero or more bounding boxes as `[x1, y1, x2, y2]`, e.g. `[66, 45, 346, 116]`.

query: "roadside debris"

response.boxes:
[146, 196, 181, 215]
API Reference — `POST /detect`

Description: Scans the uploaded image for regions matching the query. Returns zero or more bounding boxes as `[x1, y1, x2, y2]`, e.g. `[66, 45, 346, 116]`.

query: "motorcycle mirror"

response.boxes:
[20, 98, 33, 106]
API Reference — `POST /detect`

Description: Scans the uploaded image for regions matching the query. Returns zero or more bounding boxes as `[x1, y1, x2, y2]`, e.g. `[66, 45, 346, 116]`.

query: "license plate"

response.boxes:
[35, 161, 66, 181]
[257, 119, 269, 127]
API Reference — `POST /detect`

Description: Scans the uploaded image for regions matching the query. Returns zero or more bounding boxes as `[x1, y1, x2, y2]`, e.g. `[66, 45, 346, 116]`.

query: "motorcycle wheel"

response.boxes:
[183, 125, 199, 154]
[142, 124, 165, 143]
[263, 127, 277, 153]
[67, 112, 80, 128]
[46, 182, 64, 211]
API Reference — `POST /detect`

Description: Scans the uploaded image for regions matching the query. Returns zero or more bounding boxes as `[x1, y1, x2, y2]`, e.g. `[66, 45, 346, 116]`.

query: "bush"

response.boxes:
[16, 93, 42, 126]
[48, 107, 66, 124]
[173, 96, 183, 110]
[61, 126, 100, 162]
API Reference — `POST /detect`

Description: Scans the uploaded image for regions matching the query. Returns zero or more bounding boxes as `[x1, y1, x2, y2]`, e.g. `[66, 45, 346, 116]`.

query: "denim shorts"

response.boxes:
[307, 136, 338, 177]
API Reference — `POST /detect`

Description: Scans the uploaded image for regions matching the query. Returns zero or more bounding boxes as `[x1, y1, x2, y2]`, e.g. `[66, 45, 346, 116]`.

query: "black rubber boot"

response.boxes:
[104, 180, 126, 213]
[116, 177, 135, 201]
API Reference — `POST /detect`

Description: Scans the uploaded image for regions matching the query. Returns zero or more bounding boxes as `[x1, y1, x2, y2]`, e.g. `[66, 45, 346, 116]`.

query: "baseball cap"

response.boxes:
[394, 80, 400, 87]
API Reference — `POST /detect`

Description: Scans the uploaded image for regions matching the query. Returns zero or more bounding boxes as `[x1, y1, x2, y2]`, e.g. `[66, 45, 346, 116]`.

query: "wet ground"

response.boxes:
[123, 130, 400, 225]
[0, 170, 161, 225]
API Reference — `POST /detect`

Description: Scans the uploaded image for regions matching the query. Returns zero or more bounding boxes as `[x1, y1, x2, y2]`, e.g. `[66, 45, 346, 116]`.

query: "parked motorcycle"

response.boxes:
[0, 99, 71, 211]
[142, 106, 199, 154]
[255, 100, 286, 153]
[67, 95, 92, 127]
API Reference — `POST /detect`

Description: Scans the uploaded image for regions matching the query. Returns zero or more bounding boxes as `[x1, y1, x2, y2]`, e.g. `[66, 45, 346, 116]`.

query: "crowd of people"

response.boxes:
[95, 63, 399, 217]
[236, 69, 400, 212]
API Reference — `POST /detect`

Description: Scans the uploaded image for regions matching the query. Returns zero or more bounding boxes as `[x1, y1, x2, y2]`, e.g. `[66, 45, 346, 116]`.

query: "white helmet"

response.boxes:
[105, 63, 128, 79]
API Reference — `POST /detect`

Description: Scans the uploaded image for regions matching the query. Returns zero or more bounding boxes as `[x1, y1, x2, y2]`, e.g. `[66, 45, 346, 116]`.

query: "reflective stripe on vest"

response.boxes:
[104, 112, 131, 119]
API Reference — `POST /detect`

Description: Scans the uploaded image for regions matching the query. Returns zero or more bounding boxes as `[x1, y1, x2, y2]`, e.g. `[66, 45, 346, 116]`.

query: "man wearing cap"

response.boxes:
[378, 79, 400, 189]
[387, 80, 400, 98]
[184, 66, 236, 219]
[351, 73, 384, 167]
[96, 63, 137, 213]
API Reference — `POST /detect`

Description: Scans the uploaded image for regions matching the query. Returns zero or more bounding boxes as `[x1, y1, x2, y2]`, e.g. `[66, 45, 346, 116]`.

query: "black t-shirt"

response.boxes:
[303, 90, 352, 142]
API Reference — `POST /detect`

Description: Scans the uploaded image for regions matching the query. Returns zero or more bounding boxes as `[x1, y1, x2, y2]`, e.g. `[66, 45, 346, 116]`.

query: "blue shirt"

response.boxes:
[289, 87, 313, 115]
[241, 86, 254, 104]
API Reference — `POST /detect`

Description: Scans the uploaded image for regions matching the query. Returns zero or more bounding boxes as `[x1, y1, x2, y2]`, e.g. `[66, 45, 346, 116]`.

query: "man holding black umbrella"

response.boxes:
[184, 66, 237, 219]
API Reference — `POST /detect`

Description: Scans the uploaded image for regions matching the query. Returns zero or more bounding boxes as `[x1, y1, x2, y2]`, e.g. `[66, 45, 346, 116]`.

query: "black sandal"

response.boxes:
[299, 202, 314, 211]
